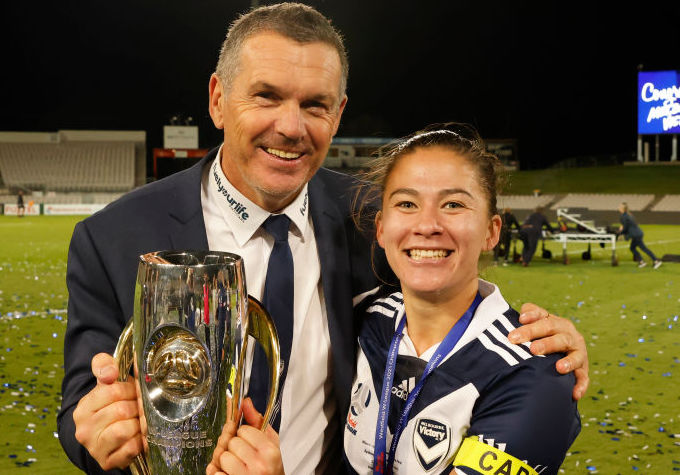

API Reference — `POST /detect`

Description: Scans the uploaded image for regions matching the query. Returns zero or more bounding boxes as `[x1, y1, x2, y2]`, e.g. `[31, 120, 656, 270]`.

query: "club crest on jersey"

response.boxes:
[346, 383, 371, 436]
[413, 418, 450, 471]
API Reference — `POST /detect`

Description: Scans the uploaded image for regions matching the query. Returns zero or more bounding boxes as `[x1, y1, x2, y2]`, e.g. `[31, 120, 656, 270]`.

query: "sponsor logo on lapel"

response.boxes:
[413, 418, 450, 471]
[299, 191, 308, 217]
[346, 382, 371, 436]
[212, 162, 249, 222]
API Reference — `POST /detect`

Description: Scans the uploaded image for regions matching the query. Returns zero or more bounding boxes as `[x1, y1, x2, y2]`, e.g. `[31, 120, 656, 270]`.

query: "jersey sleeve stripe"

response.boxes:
[366, 304, 399, 318]
[487, 325, 533, 360]
[477, 333, 520, 366]
[496, 314, 534, 352]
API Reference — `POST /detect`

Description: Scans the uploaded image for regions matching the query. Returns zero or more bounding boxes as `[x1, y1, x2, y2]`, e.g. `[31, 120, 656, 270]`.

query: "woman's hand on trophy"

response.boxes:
[206, 398, 284, 475]
[73, 352, 144, 471]
[508, 302, 590, 401]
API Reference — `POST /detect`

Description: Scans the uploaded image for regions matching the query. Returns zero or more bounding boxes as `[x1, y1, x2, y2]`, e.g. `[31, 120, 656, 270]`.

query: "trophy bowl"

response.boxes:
[114, 250, 280, 474]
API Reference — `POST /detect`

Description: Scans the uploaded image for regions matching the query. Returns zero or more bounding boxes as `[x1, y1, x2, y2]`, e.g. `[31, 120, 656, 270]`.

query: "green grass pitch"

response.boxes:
[0, 215, 678, 474]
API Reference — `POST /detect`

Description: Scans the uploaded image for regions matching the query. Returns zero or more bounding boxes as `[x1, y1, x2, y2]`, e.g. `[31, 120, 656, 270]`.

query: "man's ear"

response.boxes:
[209, 73, 225, 130]
[331, 95, 348, 137]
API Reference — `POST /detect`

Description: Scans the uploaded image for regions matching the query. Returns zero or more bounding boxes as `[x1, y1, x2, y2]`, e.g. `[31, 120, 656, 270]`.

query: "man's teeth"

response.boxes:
[266, 147, 301, 159]
[408, 249, 450, 260]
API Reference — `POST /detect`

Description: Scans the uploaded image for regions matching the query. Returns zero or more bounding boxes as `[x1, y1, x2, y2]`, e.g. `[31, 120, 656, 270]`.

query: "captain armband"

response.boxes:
[452, 436, 538, 475]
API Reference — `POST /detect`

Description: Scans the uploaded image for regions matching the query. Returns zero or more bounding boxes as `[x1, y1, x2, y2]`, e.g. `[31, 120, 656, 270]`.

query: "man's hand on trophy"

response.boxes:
[73, 353, 144, 471]
[206, 398, 284, 475]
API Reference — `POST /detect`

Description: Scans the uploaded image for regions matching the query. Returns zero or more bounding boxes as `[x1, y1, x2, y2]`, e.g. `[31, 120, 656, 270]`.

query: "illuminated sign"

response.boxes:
[638, 70, 680, 135]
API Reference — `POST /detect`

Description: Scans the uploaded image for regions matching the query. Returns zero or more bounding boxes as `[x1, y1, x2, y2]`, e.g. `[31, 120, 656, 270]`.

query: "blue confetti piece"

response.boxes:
[51, 333, 58, 338]
[619, 362, 626, 366]
[612, 437, 620, 441]
[622, 304, 626, 309]
[8, 455, 17, 459]
[577, 301, 584, 308]
[675, 316, 679, 322]
[633, 467, 638, 471]
[638, 338, 645, 343]
[660, 427, 666, 432]
[663, 372, 672, 377]
[626, 353, 638, 357]
[587, 466, 597, 471]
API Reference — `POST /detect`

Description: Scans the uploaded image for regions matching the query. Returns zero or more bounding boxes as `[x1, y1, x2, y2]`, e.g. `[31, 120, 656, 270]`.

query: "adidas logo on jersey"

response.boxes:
[391, 376, 416, 400]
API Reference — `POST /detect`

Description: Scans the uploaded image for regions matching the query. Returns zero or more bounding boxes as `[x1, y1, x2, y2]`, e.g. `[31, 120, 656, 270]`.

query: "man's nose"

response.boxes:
[275, 101, 304, 141]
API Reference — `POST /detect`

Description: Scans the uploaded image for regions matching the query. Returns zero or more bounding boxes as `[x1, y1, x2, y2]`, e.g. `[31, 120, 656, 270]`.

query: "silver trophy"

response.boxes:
[114, 250, 280, 474]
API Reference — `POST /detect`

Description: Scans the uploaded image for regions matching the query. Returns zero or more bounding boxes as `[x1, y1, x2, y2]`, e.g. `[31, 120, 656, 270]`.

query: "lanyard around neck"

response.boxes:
[372, 291, 483, 475]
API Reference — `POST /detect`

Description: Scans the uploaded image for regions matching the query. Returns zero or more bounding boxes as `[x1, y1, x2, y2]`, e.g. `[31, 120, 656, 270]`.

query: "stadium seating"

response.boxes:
[0, 142, 135, 192]
[497, 194, 556, 210]
[551, 194, 654, 211]
[651, 194, 680, 212]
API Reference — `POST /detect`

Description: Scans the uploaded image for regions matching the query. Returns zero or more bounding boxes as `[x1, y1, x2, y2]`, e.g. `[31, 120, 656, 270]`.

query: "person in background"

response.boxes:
[617, 202, 662, 269]
[519, 206, 553, 267]
[343, 124, 580, 474]
[493, 206, 519, 265]
[17, 190, 25, 217]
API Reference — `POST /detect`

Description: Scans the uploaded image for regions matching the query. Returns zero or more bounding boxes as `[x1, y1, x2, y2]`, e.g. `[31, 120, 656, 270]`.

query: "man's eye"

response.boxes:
[255, 92, 277, 101]
[303, 101, 329, 113]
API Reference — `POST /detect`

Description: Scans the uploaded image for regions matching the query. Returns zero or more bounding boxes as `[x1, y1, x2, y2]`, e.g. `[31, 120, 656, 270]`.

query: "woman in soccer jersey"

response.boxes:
[344, 124, 580, 475]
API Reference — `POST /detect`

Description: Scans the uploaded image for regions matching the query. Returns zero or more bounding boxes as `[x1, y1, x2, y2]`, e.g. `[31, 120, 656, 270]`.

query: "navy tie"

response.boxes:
[249, 214, 293, 431]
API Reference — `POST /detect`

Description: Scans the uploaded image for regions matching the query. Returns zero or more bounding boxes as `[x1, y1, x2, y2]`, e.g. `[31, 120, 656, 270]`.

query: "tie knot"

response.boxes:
[263, 214, 290, 242]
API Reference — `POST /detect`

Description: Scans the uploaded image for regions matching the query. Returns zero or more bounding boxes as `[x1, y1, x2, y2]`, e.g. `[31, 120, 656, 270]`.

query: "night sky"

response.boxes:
[2, 1, 678, 169]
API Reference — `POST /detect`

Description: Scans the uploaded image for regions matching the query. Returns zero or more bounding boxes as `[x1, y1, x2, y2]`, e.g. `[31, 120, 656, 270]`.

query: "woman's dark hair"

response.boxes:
[354, 122, 506, 231]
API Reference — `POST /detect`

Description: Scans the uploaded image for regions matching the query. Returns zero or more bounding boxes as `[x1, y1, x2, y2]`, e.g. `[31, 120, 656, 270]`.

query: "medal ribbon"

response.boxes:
[372, 292, 483, 475]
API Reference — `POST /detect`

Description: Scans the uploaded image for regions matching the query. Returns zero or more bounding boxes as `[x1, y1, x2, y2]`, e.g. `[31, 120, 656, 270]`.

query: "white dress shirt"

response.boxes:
[201, 148, 337, 473]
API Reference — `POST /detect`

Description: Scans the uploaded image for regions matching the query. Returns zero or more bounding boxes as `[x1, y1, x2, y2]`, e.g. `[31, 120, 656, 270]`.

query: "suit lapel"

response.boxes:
[166, 153, 214, 251]
[308, 175, 355, 417]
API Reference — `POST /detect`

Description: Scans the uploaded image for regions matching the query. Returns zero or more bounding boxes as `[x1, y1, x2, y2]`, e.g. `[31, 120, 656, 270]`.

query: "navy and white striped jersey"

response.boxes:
[344, 280, 580, 475]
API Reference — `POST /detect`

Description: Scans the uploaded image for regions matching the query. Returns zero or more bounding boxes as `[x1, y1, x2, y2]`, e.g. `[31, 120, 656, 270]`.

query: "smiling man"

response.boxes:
[58, 4, 589, 474]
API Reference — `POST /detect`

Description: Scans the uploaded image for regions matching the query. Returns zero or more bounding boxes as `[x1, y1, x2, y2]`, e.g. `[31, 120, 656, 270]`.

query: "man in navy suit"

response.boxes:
[58, 4, 589, 474]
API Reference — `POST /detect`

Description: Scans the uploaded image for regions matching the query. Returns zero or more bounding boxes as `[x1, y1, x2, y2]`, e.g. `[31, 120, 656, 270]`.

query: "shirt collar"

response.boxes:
[208, 147, 310, 246]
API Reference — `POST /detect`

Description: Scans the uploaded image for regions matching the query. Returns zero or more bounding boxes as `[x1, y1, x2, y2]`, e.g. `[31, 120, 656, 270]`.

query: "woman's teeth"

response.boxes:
[266, 147, 301, 159]
[408, 249, 450, 260]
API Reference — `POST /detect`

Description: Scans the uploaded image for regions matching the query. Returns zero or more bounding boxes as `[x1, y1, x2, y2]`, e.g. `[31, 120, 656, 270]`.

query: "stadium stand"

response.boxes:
[0, 130, 145, 197]
[651, 194, 680, 212]
[497, 194, 556, 210]
[0, 142, 135, 191]
[551, 193, 655, 211]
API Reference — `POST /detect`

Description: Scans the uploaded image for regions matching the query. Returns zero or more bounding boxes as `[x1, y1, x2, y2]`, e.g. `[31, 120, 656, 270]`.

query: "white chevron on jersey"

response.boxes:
[413, 430, 450, 465]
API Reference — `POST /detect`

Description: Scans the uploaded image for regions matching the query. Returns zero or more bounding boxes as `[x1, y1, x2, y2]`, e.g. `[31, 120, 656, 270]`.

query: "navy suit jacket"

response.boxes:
[57, 148, 389, 473]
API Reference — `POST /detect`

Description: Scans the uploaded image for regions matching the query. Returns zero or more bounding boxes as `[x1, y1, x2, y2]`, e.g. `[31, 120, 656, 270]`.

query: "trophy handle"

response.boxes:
[233, 296, 281, 431]
[113, 319, 151, 475]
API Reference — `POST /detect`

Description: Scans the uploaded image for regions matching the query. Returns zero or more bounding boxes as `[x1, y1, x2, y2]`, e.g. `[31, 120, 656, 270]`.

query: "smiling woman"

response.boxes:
[345, 124, 581, 475]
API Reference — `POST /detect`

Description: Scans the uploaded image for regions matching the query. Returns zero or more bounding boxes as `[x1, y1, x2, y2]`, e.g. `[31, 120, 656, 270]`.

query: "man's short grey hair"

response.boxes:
[215, 2, 349, 100]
